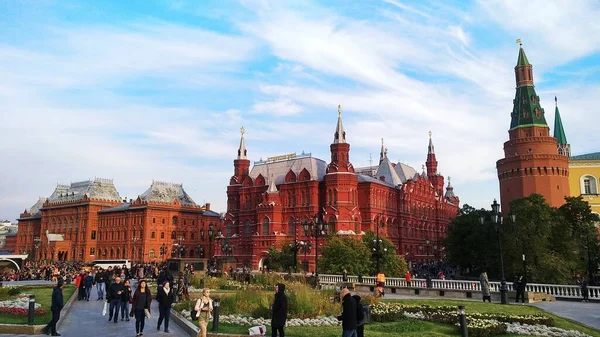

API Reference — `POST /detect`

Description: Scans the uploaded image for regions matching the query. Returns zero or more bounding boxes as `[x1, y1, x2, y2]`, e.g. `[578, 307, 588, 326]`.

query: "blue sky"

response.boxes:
[1, 0, 600, 221]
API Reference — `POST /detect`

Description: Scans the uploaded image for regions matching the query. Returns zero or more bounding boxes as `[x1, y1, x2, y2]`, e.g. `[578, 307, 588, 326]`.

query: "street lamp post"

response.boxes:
[372, 217, 386, 274]
[132, 236, 140, 263]
[33, 237, 41, 261]
[480, 199, 508, 305]
[299, 241, 312, 272]
[159, 243, 167, 261]
[174, 236, 185, 258]
[304, 214, 326, 277]
[289, 223, 300, 272]
[425, 239, 431, 276]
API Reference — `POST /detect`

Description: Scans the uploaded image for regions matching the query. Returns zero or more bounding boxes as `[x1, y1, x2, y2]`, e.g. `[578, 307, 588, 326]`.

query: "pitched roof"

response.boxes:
[570, 152, 600, 161]
[553, 99, 568, 145]
[27, 197, 47, 216]
[394, 163, 419, 183]
[357, 174, 392, 187]
[375, 156, 403, 186]
[250, 154, 327, 185]
[139, 181, 197, 206]
[203, 210, 221, 217]
[48, 178, 121, 203]
[98, 202, 131, 213]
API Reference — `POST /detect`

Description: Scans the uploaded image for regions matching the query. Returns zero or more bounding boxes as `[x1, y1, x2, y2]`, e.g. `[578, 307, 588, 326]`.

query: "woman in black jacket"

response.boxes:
[131, 280, 152, 336]
[271, 283, 288, 337]
[156, 281, 176, 333]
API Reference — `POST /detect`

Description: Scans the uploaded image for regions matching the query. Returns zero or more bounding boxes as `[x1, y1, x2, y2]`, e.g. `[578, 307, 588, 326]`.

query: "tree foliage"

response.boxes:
[264, 245, 296, 272]
[362, 232, 407, 277]
[318, 234, 407, 277]
[445, 194, 600, 284]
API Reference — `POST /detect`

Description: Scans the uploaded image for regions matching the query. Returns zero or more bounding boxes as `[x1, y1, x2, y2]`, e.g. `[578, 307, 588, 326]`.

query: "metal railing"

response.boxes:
[317, 274, 599, 300]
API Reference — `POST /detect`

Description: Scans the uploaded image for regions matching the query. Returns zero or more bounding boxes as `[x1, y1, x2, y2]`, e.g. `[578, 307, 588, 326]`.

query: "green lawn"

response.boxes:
[0, 285, 75, 325]
[185, 298, 600, 337]
[383, 299, 600, 337]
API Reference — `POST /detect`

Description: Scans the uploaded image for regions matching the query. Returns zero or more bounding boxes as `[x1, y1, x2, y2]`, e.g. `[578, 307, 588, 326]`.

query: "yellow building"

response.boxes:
[569, 152, 600, 216]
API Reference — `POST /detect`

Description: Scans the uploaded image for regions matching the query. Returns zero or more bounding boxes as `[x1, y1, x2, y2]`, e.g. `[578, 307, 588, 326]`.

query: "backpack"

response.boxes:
[356, 300, 365, 324]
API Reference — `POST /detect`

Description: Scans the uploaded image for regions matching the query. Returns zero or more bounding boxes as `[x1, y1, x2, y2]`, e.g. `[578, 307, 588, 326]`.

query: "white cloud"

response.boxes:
[251, 98, 304, 116]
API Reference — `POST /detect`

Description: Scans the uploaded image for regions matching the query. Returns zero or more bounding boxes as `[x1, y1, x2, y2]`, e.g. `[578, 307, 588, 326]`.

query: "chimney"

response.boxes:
[205, 203, 211, 211]
[129, 199, 133, 203]
[379, 176, 386, 182]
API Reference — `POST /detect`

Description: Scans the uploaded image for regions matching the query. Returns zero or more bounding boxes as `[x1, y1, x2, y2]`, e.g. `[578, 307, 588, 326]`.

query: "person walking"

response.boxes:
[157, 281, 175, 333]
[121, 279, 132, 321]
[42, 279, 64, 336]
[131, 279, 152, 336]
[581, 277, 589, 302]
[83, 272, 94, 301]
[194, 288, 213, 337]
[271, 283, 288, 337]
[337, 288, 358, 337]
[342, 269, 348, 282]
[107, 277, 125, 323]
[514, 274, 527, 304]
[480, 271, 491, 303]
[95, 268, 106, 300]
[405, 270, 412, 287]
[352, 295, 365, 337]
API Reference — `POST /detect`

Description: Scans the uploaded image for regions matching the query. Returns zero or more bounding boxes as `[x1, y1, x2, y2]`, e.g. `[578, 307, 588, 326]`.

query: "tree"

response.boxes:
[319, 235, 371, 276]
[362, 232, 407, 277]
[264, 245, 296, 272]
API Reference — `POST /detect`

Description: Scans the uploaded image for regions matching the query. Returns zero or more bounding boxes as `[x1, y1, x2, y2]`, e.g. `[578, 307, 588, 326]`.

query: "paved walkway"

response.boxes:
[532, 301, 600, 330]
[2, 283, 191, 337]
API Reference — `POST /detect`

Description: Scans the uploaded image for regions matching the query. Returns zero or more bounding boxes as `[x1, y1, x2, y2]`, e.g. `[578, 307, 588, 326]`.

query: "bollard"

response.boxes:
[212, 298, 221, 332]
[28, 295, 35, 325]
[458, 305, 468, 337]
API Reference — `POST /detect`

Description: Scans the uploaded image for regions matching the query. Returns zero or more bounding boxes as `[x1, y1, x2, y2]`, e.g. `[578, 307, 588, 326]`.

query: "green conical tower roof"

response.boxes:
[553, 96, 568, 144]
[509, 43, 548, 130]
[516, 46, 530, 66]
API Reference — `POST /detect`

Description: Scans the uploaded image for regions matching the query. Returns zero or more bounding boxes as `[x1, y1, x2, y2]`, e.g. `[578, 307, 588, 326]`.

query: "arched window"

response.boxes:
[151, 231, 156, 239]
[149, 250, 155, 258]
[161, 232, 165, 239]
[581, 175, 599, 195]
[91, 231, 96, 240]
[171, 231, 176, 239]
[245, 221, 251, 237]
[287, 218, 295, 235]
[262, 218, 270, 236]
[226, 221, 233, 237]
[172, 216, 178, 225]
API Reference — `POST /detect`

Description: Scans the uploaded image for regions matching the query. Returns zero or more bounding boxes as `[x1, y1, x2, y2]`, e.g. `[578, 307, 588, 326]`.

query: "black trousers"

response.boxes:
[515, 289, 526, 303]
[157, 306, 170, 331]
[45, 308, 61, 334]
[135, 308, 146, 334]
[271, 324, 284, 337]
[357, 325, 365, 337]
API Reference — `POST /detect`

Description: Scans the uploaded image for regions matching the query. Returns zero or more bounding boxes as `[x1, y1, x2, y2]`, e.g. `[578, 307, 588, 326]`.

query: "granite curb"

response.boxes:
[0, 286, 77, 335]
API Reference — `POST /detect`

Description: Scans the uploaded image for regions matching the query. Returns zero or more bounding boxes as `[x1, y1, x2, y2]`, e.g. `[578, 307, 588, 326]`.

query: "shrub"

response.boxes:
[7, 288, 21, 296]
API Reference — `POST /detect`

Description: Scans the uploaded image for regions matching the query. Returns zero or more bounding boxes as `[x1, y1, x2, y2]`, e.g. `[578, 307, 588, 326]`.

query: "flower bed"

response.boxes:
[0, 295, 46, 316]
[370, 303, 584, 337]
[180, 310, 340, 327]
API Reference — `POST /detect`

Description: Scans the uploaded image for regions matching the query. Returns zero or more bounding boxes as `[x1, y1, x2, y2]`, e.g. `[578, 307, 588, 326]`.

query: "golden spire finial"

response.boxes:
[428, 130, 432, 139]
[241, 126, 245, 137]
[338, 104, 342, 117]
[516, 38, 522, 47]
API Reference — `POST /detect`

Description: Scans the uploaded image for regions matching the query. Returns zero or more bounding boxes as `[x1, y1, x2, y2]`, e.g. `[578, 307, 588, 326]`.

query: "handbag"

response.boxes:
[191, 309, 198, 321]
[144, 308, 151, 318]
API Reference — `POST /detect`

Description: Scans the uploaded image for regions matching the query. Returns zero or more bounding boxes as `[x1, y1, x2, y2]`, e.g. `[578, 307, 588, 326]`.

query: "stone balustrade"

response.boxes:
[317, 274, 600, 300]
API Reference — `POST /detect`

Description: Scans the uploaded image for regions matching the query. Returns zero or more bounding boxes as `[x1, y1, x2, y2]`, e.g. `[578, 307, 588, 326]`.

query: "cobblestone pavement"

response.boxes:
[2, 283, 190, 337]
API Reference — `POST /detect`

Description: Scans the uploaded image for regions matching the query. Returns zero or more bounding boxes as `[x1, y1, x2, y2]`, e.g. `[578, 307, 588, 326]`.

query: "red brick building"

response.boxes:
[224, 107, 460, 271]
[497, 44, 571, 212]
[16, 179, 221, 262]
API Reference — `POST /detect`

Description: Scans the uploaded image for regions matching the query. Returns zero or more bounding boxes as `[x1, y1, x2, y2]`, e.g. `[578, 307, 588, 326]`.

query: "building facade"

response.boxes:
[16, 179, 220, 262]
[224, 107, 460, 271]
[568, 152, 600, 216]
[497, 44, 571, 213]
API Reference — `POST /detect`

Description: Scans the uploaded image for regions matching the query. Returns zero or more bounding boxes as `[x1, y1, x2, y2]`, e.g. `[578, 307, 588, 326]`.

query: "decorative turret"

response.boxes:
[333, 104, 346, 144]
[237, 126, 247, 159]
[426, 131, 438, 177]
[379, 138, 387, 165]
[267, 175, 279, 194]
[444, 177, 457, 201]
[233, 126, 250, 182]
[553, 96, 570, 157]
[327, 105, 354, 173]
[510, 40, 548, 131]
